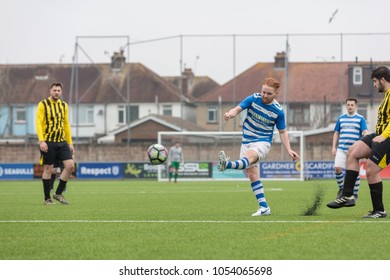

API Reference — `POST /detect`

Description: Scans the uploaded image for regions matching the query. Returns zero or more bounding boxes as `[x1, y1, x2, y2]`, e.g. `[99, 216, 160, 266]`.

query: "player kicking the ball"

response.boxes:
[218, 77, 300, 216]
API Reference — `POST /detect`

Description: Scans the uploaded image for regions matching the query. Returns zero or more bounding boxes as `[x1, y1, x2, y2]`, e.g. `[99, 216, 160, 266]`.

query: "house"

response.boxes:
[347, 61, 390, 132]
[0, 51, 219, 143]
[1, 51, 388, 150]
[195, 52, 388, 134]
[164, 67, 219, 100]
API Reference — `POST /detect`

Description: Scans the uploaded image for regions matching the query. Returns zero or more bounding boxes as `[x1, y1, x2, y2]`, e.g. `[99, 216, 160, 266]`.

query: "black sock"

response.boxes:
[50, 173, 56, 189]
[369, 182, 384, 212]
[341, 170, 359, 197]
[42, 179, 51, 200]
[56, 179, 67, 195]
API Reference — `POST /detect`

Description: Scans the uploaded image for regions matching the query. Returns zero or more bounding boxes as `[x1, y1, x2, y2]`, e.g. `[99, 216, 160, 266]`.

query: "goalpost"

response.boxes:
[157, 131, 305, 182]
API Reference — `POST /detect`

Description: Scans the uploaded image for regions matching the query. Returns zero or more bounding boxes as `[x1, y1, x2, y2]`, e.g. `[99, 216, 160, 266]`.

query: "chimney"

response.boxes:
[181, 68, 194, 97]
[111, 49, 126, 71]
[274, 52, 286, 68]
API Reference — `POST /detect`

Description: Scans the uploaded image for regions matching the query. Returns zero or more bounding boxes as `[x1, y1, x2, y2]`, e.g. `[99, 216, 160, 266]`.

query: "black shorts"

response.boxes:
[361, 133, 390, 169]
[40, 142, 72, 166]
[54, 159, 64, 169]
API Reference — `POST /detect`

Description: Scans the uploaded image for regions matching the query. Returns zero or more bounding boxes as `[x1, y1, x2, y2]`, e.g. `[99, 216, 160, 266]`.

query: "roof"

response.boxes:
[190, 76, 220, 99]
[109, 114, 208, 135]
[98, 114, 208, 143]
[0, 63, 182, 104]
[197, 62, 350, 104]
[163, 68, 219, 101]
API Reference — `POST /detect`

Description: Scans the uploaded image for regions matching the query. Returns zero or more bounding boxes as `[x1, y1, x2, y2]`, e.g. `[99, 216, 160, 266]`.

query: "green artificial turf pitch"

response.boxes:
[0, 179, 389, 260]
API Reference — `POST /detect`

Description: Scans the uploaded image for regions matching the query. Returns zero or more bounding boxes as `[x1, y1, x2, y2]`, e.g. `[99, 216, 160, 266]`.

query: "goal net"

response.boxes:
[157, 131, 304, 181]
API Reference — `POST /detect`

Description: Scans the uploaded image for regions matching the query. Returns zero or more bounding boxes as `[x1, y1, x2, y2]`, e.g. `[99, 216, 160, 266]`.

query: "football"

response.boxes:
[147, 144, 168, 165]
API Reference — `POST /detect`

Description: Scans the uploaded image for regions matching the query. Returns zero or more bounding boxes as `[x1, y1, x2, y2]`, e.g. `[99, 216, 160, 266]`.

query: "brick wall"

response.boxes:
[0, 143, 151, 163]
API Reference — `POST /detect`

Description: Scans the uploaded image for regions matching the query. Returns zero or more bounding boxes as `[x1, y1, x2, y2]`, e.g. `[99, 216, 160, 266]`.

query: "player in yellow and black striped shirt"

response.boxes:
[36, 81, 75, 205]
[327, 66, 390, 218]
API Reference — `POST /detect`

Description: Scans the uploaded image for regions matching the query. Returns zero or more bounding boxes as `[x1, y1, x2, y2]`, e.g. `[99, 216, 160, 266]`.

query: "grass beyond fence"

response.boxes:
[0, 179, 389, 260]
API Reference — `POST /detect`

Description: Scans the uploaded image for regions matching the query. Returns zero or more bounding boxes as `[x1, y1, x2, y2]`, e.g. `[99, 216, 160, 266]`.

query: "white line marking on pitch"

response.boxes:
[0, 220, 389, 224]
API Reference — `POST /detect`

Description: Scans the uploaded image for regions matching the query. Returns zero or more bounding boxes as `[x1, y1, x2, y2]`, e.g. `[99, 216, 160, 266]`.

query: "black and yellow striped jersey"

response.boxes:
[376, 89, 390, 138]
[36, 97, 73, 144]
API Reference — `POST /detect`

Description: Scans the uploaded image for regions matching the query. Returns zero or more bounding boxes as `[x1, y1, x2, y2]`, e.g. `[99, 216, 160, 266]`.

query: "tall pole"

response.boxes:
[282, 35, 289, 159]
[180, 35, 184, 131]
[232, 34, 237, 130]
[284, 34, 289, 119]
[340, 33, 343, 62]
[323, 95, 327, 127]
[75, 39, 79, 145]
[126, 36, 131, 149]
[69, 43, 76, 107]
[338, 33, 344, 122]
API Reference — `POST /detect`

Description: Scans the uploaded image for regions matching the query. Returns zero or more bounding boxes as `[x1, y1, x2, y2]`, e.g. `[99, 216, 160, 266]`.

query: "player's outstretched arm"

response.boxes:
[224, 106, 242, 121]
[279, 129, 300, 161]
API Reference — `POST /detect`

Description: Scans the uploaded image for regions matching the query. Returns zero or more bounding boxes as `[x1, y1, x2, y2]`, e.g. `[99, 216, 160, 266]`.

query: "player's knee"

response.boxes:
[63, 160, 74, 170]
[366, 160, 381, 178]
[346, 148, 358, 161]
[245, 168, 259, 181]
[42, 165, 54, 178]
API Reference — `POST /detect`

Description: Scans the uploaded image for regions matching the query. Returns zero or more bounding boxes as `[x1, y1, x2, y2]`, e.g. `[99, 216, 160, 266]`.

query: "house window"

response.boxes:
[73, 105, 94, 125]
[330, 104, 342, 122]
[207, 106, 217, 123]
[118, 105, 125, 124]
[162, 105, 172, 116]
[353, 67, 363, 85]
[126, 105, 139, 122]
[15, 106, 26, 123]
[119, 105, 139, 124]
[287, 104, 310, 126]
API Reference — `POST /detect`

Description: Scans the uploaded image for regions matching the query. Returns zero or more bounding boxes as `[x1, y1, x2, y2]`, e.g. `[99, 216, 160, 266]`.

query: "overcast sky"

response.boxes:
[1, 0, 390, 84]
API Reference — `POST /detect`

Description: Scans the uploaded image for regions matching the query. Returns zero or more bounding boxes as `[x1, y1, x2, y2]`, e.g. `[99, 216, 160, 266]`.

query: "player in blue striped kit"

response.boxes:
[218, 77, 300, 216]
[332, 98, 368, 199]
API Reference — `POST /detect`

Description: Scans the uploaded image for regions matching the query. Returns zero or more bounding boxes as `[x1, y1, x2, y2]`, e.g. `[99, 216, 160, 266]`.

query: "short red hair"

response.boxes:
[263, 77, 280, 92]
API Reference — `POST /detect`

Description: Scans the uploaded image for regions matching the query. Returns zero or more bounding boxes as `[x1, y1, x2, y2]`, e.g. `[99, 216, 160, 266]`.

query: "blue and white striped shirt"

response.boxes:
[334, 113, 368, 151]
[239, 93, 286, 144]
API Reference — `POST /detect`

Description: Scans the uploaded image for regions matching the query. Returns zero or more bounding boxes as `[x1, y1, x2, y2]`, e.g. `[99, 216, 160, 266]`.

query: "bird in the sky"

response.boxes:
[329, 9, 338, 23]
